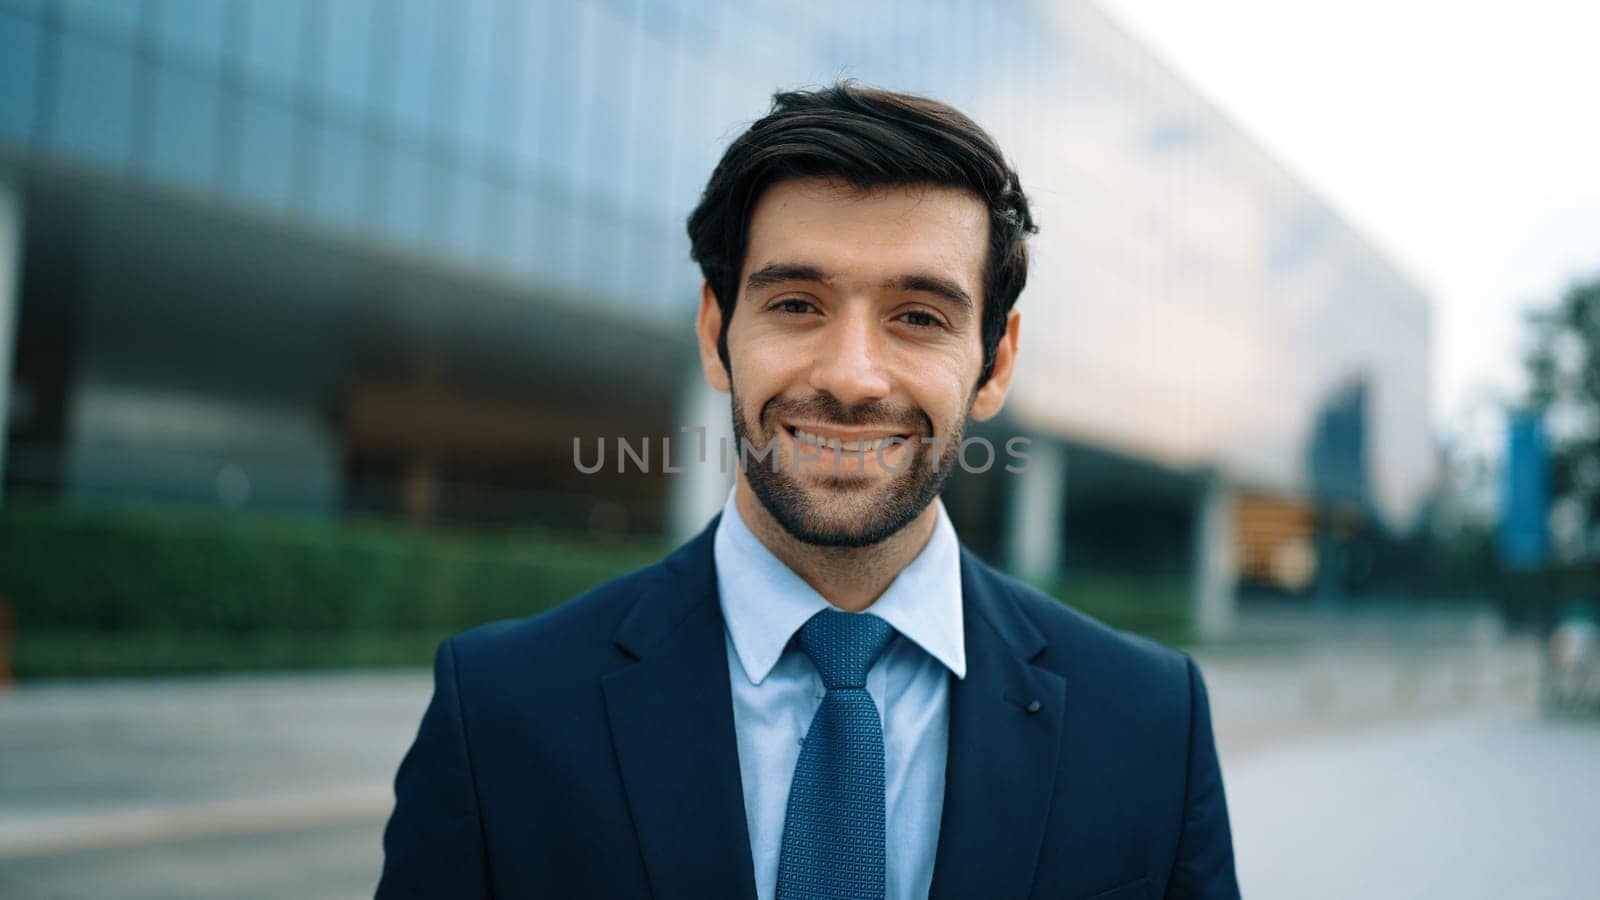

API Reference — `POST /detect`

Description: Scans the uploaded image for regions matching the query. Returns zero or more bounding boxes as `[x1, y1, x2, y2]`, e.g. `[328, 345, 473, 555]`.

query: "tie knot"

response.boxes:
[795, 609, 896, 689]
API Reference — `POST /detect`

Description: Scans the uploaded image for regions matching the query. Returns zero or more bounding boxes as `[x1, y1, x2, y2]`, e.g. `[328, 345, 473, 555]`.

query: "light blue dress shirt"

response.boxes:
[714, 491, 967, 900]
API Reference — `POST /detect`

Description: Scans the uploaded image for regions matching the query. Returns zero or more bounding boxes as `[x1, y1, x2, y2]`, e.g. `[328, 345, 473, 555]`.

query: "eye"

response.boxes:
[899, 309, 944, 329]
[771, 297, 817, 315]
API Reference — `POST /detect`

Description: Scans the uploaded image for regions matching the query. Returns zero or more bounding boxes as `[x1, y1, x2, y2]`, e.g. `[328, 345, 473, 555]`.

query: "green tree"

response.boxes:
[1523, 275, 1600, 558]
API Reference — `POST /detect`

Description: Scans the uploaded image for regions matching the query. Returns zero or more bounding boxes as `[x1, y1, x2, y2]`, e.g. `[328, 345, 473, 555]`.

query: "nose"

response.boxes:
[808, 304, 893, 408]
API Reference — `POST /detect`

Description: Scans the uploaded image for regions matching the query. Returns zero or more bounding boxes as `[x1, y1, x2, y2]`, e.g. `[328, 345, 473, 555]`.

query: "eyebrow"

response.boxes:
[890, 273, 973, 313]
[745, 262, 831, 293]
[744, 262, 974, 313]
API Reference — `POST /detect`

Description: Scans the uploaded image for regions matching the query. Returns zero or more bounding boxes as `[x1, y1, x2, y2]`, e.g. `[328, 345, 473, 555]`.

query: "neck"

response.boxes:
[733, 478, 938, 612]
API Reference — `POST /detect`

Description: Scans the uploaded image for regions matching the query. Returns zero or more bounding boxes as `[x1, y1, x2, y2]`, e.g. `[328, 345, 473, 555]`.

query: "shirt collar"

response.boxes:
[713, 489, 967, 686]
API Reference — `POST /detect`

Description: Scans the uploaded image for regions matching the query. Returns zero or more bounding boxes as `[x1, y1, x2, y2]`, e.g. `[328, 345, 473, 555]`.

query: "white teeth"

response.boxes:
[792, 428, 899, 452]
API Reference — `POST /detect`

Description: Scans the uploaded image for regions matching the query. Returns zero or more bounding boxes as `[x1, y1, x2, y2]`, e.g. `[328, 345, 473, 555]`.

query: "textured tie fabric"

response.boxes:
[776, 608, 898, 900]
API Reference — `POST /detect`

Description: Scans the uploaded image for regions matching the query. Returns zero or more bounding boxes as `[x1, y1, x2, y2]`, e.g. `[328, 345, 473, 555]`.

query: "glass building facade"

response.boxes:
[0, 0, 1054, 320]
[0, 0, 1432, 603]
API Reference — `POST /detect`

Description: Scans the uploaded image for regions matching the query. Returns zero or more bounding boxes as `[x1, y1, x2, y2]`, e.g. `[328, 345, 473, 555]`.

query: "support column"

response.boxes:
[0, 176, 23, 504]
[1193, 472, 1237, 641]
[1006, 437, 1066, 584]
[669, 373, 735, 543]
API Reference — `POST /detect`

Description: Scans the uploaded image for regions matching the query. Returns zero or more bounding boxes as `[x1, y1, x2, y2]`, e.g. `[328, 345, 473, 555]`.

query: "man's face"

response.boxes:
[697, 177, 1018, 547]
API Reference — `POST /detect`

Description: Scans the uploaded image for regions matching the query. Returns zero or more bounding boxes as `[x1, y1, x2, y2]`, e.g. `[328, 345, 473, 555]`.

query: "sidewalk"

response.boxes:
[1200, 634, 1543, 759]
[0, 629, 1543, 859]
[0, 624, 1570, 899]
[1229, 709, 1600, 898]
[0, 671, 428, 859]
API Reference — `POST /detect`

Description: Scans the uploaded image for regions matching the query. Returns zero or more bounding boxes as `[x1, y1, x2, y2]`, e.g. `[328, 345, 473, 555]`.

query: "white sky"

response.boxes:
[1092, 0, 1600, 435]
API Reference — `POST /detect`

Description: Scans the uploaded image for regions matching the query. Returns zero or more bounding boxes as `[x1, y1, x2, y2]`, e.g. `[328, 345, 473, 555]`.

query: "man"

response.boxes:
[378, 83, 1239, 900]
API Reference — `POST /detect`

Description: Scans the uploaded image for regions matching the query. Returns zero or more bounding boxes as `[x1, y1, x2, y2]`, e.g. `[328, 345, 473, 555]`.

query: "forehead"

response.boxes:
[741, 178, 989, 292]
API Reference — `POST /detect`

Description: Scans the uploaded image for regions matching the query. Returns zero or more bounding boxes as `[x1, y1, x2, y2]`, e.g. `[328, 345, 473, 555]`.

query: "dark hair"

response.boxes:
[687, 81, 1038, 387]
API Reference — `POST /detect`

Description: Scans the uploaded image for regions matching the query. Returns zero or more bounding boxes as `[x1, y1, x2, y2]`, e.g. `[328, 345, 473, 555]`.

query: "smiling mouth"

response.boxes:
[785, 424, 914, 452]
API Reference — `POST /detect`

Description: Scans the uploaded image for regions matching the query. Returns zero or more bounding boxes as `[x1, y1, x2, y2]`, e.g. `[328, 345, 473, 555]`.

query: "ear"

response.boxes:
[696, 281, 731, 393]
[970, 308, 1021, 421]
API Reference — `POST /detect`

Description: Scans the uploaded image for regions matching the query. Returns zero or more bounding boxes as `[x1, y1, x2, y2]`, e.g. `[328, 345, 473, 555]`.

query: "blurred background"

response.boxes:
[0, 0, 1595, 897]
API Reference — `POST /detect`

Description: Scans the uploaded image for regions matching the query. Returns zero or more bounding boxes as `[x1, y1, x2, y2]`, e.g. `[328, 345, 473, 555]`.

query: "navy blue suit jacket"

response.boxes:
[377, 516, 1240, 899]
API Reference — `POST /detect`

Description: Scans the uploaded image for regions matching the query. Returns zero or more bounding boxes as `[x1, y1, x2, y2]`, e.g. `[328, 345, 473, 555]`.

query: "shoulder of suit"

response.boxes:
[970, 556, 1194, 688]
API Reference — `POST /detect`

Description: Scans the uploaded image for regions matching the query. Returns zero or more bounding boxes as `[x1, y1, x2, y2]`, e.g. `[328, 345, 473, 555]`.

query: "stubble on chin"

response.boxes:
[728, 388, 962, 548]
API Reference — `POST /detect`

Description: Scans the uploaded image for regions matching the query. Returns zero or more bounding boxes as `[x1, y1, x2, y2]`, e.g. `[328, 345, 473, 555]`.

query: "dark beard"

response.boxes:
[730, 387, 968, 548]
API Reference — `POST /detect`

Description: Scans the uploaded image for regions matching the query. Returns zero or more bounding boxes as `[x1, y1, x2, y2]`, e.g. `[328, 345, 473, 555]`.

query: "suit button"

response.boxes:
[1024, 699, 1041, 714]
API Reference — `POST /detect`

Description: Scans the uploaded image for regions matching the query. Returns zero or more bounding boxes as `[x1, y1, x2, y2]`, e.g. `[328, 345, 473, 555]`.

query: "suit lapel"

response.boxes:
[928, 547, 1067, 900]
[601, 517, 759, 900]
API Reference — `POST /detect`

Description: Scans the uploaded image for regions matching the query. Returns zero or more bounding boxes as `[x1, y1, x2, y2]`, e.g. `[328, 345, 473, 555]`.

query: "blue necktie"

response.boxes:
[776, 608, 897, 900]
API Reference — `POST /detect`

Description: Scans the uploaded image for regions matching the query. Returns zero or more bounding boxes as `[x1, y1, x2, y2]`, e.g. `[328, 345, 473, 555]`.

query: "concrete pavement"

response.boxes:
[0, 629, 1591, 899]
[0, 672, 428, 860]
[1231, 710, 1600, 898]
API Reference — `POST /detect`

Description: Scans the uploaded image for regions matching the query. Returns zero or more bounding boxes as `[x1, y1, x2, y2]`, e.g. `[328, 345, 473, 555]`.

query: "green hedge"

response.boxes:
[0, 499, 1193, 679]
[13, 630, 449, 676]
[0, 499, 663, 679]
[1040, 572, 1193, 647]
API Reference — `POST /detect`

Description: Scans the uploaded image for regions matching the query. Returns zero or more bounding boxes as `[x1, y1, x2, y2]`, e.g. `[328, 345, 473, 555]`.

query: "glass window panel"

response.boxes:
[669, 49, 717, 218]
[575, 200, 628, 303]
[427, 5, 464, 138]
[559, 205, 598, 297]
[146, 59, 220, 189]
[243, 0, 302, 93]
[63, 0, 141, 38]
[50, 32, 135, 166]
[319, 0, 373, 113]
[382, 138, 428, 245]
[510, 5, 540, 168]
[478, 169, 515, 268]
[354, 131, 387, 231]
[483, 0, 525, 164]
[378, 0, 435, 137]
[521, 3, 580, 178]
[625, 218, 665, 312]
[623, 24, 677, 220]
[455, 0, 497, 153]
[502, 183, 542, 280]
[661, 34, 702, 222]
[667, 255, 699, 314]
[574, 2, 631, 204]
[0, 11, 41, 142]
[671, 0, 718, 39]
[311, 119, 364, 227]
[653, 224, 690, 319]
[235, 92, 296, 209]
[700, 8, 748, 145]
[532, 187, 575, 287]
[418, 149, 455, 248]
[158, 0, 227, 68]
[446, 164, 486, 260]
[740, 16, 803, 97]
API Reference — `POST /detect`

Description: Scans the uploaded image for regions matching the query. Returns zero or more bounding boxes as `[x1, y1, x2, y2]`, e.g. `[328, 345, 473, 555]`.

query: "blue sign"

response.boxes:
[1498, 411, 1550, 570]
